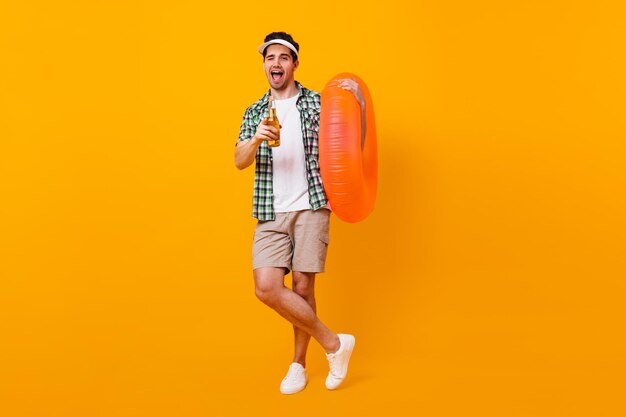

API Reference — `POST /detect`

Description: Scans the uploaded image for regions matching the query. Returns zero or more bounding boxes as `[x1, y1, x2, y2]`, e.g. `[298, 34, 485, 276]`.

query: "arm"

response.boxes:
[234, 120, 279, 170]
[234, 136, 262, 170]
[359, 100, 366, 150]
[336, 79, 367, 149]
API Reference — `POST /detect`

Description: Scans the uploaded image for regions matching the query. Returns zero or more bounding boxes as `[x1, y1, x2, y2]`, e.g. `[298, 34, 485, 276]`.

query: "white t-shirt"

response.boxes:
[272, 93, 310, 213]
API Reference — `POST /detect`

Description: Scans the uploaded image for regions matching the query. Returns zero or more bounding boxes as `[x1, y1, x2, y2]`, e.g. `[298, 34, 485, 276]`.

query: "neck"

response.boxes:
[271, 81, 299, 100]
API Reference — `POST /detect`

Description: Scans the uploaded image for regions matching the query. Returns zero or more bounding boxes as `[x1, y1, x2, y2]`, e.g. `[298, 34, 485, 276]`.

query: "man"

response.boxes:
[234, 32, 365, 394]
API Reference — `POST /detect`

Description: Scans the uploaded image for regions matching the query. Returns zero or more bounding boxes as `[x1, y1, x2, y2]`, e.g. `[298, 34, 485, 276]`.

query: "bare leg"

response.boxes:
[291, 271, 316, 367]
[254, 267, 340, 353]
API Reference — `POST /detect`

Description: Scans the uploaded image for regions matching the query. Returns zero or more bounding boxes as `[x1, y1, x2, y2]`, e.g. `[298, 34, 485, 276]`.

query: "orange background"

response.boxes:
[1, 1, 625, 416]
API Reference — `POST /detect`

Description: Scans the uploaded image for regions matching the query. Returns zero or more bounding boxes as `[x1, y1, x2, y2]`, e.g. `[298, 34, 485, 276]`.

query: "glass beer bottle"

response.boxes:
[266, 96, 281, 147]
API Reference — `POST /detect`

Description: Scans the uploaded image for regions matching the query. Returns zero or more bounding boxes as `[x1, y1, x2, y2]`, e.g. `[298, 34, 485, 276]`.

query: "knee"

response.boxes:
[292, 272, 315, 299]
[255, 279, 278, 306]
[292, 281, 313, 299]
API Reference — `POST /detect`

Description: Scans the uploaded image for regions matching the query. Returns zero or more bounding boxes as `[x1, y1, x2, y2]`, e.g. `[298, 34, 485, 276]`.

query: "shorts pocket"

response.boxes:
[319, 231, 329, 245]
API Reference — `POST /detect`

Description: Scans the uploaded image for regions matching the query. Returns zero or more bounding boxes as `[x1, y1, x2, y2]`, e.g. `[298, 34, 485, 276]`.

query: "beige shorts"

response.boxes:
[253, 208, 330, 273]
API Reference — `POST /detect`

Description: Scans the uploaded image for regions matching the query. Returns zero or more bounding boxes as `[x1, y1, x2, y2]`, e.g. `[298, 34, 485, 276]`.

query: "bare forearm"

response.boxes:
[360, 101, 366, 150]
[235, 119, 278, 169]
[235, 137, 261, 170]
[335, 78, 367, 149]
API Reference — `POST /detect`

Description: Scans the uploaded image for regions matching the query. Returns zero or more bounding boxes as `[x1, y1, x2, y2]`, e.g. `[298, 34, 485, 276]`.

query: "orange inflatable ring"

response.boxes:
[319, 73, 378, 223]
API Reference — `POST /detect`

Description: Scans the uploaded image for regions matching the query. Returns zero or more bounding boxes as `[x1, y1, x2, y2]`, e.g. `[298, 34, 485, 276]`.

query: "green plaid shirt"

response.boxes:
[237, 81, 328, 221]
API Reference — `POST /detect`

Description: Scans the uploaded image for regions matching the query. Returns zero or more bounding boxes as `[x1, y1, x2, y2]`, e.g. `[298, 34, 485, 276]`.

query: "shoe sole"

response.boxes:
[280, 382, 308, 395]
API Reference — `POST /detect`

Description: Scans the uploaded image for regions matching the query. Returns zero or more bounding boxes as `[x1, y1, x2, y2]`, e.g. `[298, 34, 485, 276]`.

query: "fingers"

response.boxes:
[255, 123, 279, 141]
[257, 121, 276, 133]
[334, 78, 364, 106]
[255, 131, 278, 142]
[335, 78, 359, 92]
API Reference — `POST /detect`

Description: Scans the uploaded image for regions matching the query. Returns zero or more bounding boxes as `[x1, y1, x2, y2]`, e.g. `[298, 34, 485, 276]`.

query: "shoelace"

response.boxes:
[327, 353, 339, 377]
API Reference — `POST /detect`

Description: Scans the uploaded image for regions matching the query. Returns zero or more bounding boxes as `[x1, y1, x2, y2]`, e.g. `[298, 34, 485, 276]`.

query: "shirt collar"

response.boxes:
[253, 81, 309, 111]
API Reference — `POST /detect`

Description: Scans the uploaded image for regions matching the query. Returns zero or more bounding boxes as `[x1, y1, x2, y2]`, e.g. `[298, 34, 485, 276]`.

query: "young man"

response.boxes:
[234, 32, 365, 394]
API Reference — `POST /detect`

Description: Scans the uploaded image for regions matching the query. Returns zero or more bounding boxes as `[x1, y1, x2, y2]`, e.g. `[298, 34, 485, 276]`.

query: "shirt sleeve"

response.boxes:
[237, 106, 256, 144]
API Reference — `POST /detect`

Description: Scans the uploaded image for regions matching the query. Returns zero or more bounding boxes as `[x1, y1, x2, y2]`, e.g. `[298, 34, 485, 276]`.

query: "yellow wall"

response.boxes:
[1, 1, 625, 416]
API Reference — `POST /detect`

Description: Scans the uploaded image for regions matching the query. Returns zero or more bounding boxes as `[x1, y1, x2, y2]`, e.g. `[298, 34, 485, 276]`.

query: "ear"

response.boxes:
[294, 60, 299, 70]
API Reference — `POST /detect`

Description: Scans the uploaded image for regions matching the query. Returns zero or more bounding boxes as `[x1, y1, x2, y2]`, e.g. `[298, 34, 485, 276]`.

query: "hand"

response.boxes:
[335, 78, 366, 109]
[334, 78, 367, 148]
[254, 119, 279, 143]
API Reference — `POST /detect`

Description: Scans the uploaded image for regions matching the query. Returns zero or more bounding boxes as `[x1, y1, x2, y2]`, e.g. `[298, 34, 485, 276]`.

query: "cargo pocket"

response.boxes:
[319, 231, 329, 245]
[318, 231, 329, 263]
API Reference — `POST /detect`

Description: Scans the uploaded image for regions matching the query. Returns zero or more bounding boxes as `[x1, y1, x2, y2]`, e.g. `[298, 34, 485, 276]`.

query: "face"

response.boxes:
[263, 44, 298, 91]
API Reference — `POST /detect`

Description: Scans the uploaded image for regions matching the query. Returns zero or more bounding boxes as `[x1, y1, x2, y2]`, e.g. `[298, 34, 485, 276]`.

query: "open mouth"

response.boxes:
[271, 69, 284, 82]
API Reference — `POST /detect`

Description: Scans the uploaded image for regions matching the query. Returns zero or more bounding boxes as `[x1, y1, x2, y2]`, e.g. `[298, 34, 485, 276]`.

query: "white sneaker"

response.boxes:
[280, 362, 308, 394]
[325, 334, 355, 390]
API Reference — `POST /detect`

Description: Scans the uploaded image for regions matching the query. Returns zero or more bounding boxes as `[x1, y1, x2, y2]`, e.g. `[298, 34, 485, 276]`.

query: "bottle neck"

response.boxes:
[268, 96, 276, 120]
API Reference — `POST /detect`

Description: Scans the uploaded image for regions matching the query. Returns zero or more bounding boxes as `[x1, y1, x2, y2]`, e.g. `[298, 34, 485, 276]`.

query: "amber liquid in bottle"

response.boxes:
[266, 96, 281, 147]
